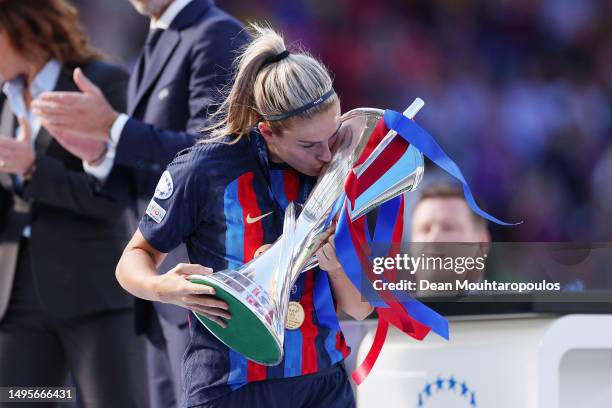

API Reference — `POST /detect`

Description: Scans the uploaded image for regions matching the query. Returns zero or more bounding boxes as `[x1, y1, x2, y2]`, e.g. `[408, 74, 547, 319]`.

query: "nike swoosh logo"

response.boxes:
[246, 211, 273, 224]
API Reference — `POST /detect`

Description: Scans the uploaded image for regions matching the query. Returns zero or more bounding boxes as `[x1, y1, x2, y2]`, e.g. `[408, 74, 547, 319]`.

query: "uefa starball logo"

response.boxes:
[154, 170, 174, 200]
[417, 376, 477, 407]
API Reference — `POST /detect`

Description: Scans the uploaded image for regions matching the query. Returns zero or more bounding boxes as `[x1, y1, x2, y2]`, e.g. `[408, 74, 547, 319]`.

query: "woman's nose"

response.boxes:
[317, 143, 332, 163]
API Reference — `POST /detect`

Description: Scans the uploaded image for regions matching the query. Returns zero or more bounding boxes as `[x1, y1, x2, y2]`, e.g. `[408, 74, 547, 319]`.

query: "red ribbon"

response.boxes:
[340, 116, 435, 384]
[342, 201, 432, 384]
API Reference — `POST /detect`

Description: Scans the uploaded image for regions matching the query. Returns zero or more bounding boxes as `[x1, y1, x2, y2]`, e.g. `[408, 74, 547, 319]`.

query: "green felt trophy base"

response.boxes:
[189, 278, 282, 365]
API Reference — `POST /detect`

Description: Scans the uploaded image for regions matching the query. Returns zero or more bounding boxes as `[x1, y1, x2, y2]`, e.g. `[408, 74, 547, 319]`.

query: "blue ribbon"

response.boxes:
[372, 199, 450, 339]
[324, 193, 346, 229]
[335, 199, 449, 339]
[331, 109, 523, 340]
[384, 109, 522, 226]
[370, 198, 400, 255]
[335, 206, 383, 303]
[313, 272, 341, 330]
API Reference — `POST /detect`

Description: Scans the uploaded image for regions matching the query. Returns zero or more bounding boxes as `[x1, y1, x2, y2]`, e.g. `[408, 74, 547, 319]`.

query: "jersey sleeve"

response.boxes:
[139, 147, 208, 253]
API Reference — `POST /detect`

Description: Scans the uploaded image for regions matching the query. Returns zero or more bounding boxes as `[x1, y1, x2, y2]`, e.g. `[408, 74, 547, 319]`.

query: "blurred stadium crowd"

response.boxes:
[74, 0, 612, 242]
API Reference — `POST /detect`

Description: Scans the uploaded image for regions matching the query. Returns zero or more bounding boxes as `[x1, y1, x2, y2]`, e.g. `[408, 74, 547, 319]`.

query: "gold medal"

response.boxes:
[285, 301, 305, 330]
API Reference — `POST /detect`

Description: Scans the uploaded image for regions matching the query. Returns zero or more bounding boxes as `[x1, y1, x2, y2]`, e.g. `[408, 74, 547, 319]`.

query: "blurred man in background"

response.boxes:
[33, 1, 249, 407]
[410, 183, 491, 297]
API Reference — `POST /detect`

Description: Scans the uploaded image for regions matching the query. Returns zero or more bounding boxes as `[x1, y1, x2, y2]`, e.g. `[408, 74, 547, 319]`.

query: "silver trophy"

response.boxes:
[188, 99, 426, 365]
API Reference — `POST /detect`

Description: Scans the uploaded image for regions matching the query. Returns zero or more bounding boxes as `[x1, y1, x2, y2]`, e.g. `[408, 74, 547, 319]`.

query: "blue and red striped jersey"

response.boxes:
[140, 128, 350, 407]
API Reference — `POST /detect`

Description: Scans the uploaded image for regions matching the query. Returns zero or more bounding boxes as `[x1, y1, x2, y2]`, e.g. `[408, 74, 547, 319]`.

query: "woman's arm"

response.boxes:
[116, 228, 232, 327]
[316, 233, 374, 320]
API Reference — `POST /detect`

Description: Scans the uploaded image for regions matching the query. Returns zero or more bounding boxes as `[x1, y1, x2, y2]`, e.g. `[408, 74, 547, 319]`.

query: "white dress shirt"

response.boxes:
[2, 59, 62, 237]
[2, 59, 62, 148]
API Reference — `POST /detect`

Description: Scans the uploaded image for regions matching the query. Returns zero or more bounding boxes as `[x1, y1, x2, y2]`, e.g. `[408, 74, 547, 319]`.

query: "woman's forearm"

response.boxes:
[116, 231, 231, 327]
[116, 247, 163, 302]
[327, 266, 374, 320]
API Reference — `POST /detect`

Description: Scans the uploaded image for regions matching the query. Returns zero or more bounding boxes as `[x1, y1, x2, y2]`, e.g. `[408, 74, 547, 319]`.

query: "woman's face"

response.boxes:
[259, 100, 342, 177]
[0, 29, 30, 82]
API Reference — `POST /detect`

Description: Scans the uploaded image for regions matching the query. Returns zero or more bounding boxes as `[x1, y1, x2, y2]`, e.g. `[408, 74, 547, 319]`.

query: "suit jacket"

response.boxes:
[103, 0, 249, 330]
[0, 61, 134, 321]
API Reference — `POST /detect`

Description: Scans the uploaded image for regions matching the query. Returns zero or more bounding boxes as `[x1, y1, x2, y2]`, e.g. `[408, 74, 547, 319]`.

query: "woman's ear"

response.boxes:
[257, 122, 274, 142]
[257, 121, 284, 163]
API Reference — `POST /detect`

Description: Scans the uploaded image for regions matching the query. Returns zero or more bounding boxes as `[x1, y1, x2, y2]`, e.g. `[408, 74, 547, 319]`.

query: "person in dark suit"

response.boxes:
[0, 0, 146, 406]
[33, 1, 249, 406]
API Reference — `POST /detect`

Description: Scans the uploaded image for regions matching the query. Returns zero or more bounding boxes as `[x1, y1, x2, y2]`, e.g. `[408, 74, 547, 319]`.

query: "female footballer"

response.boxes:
[116, 24, 372, 408]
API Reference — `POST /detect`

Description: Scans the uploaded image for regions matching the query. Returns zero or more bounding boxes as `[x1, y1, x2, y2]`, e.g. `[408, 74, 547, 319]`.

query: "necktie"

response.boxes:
[138, 28, 163, 87]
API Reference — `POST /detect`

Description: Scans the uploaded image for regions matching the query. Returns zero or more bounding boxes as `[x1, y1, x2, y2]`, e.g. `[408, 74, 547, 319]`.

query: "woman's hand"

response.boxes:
[154, 263, 231, 328]
[0, 116, 36, 176]
[316, 233, 342, 275]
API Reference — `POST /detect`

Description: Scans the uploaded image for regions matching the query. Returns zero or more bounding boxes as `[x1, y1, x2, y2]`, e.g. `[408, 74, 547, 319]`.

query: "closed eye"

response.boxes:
[298, 123, 341, 149]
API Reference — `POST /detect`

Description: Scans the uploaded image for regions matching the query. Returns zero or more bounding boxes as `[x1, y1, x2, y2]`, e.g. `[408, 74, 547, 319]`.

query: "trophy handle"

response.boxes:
[277, 202, 296, 278]
[353, 98, 424, 177]
[347, 98, 426, 221]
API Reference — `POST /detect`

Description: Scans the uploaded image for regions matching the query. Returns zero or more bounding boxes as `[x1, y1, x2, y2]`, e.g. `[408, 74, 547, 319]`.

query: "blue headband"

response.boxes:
[262, 88, 336, 121]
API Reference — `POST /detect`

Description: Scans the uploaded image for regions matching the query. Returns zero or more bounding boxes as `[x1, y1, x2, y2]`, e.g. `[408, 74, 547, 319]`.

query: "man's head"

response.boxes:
[411, 183, 490, 243]
[410, 183, 491, 296]
[128, 0, 174, 18]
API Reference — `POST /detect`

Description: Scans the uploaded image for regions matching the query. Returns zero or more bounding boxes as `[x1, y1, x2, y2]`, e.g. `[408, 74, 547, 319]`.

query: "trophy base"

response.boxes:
[189, 278, 283, 366]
